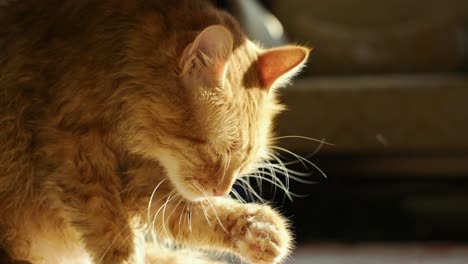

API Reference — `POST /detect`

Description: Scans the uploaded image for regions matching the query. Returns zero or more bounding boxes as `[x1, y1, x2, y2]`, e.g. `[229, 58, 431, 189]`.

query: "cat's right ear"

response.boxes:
[179, 25, 233, 87]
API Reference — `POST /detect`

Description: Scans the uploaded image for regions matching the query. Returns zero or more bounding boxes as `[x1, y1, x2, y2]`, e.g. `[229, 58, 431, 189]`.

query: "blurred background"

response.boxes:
[217, 0, 468, 263]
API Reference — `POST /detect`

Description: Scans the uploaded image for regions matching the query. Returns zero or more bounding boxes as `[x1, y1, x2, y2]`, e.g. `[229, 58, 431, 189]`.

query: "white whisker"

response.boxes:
[192, 184, 213, 227]
[192, 183, 227, 232]
[178, 202, 188, 231]
[240, 180, 255, 202]
[242, 174, 293, 201]
[167, 195, 184, 225]
[244, 175, 308, 198]
[269, 153, 290, 199]
[236, 178, 266, 203]
[256, 163, 312, 177]
[161, 194, 179, 237]
[272, 146, 327, 179]
[150, 191, 175, 238]
[147, 179, 166, 225]
[234, 182, 252, 202]
[229, 188, 246, 204]
[148, 190, 174, 242]
[201, 202, 212, 226]
[187, 202, 192, 232]
[218, 149, 232, 188]
[274, 135, 333, 146]
[96, 224, 130, 264]
[279, 139, 325, 166]
[274, 167, 312, 177]
[204, 199, 227, 233]
[254, 170, 263, 196]
[256, 167, 317, 184]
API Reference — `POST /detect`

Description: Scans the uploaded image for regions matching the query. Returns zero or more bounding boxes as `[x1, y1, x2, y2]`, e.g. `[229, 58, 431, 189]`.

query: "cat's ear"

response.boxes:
[179, 25, 233, 87]
[257, 46, 310, 91]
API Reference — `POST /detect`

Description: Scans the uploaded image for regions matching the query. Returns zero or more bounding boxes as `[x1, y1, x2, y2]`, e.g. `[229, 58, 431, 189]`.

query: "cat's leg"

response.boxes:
[0, 247, 31, 264]
[0, 218, 33, 264]
[151, 198, 291, 264]
[49, 135, 135, 264]
[54, 175, 135, 264]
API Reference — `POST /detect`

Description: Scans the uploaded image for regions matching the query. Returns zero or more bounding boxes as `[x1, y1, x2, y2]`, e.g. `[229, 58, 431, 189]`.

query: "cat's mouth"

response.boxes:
[156, 152, 235, 201]
[177, 182, 209, 201]
[178, 179, 233, 201]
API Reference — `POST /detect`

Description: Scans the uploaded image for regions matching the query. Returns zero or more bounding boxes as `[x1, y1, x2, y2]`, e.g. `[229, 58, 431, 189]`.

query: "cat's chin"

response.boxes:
[178, 190, 204, 201]
[175, 185, 214, 202]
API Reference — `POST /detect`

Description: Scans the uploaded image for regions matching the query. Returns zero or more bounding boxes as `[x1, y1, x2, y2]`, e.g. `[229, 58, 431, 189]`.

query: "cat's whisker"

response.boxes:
[148, 190, 175, 242]
[241, 146, 322, 203]
[166, 195, 184, 226]
[192, 183, 212, 227]
[278, 173, 317, 184]
[251, 158, 284, 202]
[271, 146, 328, 179]
[243, 175, 307, 199]
[229, 188, 246, 204]
[116, 230, 136, 251]
[96, 224, 131, 264]
[305, 137, 327, 158]
[263, 165, 310, 184]
[271, 149, 306, 169]
[268, 154, 290, 202]
[240, 179, 255, 202]
[187, 202, 193, 233]
[252, 165, 265, 197]
[254, 171, 263, 196]
[213, 151, 226, 180]
[218, 149, 232, 188]
[208, 205, 227, 233]
[200, 203, 212, 227]
[161, 193, 179, 238]
[258, 162, 278, 200]
[278, 139, 325, 166]
[202, 197, 227, 233]
[257, 163, 312, 177]
[256, 167, 317, 184]
[163, 194, 183, 239]
[236, 178, 266, 203]
[178, 202, 188, 233]
[269, 153, 289, 186]
[147, 179, 167, 226]
[242, 174, 293, 202]
[148, 190, 175, 230]
[273, 135, 333, 146]
[150, 191, 175, 238]
[232, 182, 248, 196]
[192, 183, 227, 232]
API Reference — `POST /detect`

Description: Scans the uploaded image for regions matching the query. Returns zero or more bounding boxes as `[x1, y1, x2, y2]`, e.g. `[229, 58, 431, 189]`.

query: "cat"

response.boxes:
[0, 0, 310, 263]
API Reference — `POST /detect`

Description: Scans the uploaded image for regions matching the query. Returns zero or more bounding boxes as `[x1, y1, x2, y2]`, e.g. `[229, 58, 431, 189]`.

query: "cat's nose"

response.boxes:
[213, 188, 229, 197]
[213, 170, 238, 197]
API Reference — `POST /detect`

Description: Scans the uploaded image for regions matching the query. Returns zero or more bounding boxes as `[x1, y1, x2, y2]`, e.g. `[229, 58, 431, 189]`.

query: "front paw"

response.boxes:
[231, 205, 292, 264]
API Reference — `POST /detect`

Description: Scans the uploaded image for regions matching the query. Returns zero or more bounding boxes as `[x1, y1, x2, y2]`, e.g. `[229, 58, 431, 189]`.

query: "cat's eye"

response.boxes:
[174, 134, 207, 145]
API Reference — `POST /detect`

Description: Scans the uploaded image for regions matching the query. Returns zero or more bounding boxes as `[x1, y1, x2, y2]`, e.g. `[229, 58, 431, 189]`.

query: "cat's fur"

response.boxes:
[0, 0, 310, 263]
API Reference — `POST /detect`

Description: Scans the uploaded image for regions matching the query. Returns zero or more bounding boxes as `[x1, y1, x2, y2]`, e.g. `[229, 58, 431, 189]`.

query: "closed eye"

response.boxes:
[174, 133, 207, 145]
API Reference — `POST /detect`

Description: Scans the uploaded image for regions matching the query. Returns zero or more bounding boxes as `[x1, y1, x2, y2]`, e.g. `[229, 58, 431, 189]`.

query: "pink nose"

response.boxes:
[213, 189, 229, 197]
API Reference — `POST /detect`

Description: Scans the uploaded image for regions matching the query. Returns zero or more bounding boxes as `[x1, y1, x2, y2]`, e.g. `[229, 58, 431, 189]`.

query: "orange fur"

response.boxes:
[0, 1, 309, 263]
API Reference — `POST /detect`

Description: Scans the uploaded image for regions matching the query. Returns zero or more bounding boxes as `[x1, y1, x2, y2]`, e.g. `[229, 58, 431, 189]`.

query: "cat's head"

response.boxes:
[122, 25, 309, 201]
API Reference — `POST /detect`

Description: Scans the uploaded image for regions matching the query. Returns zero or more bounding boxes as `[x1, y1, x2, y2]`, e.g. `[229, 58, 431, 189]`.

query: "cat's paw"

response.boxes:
[231, 205, 292, 264]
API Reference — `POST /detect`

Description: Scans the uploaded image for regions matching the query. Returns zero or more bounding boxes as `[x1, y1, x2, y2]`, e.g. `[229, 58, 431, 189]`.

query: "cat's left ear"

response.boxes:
[179, 25, 234, 87]
[257, 46, 311, 91]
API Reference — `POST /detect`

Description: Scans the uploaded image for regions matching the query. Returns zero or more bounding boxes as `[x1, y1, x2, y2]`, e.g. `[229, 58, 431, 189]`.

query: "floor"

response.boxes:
[289, 243, 468, 264]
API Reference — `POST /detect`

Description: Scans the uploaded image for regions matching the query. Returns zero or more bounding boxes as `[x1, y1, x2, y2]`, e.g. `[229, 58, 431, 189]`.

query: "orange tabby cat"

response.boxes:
[0, 0, 310, 263]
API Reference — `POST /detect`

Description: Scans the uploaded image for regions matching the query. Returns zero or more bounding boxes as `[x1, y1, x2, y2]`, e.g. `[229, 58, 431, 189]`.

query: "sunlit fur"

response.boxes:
[0, 1, 309, 264]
